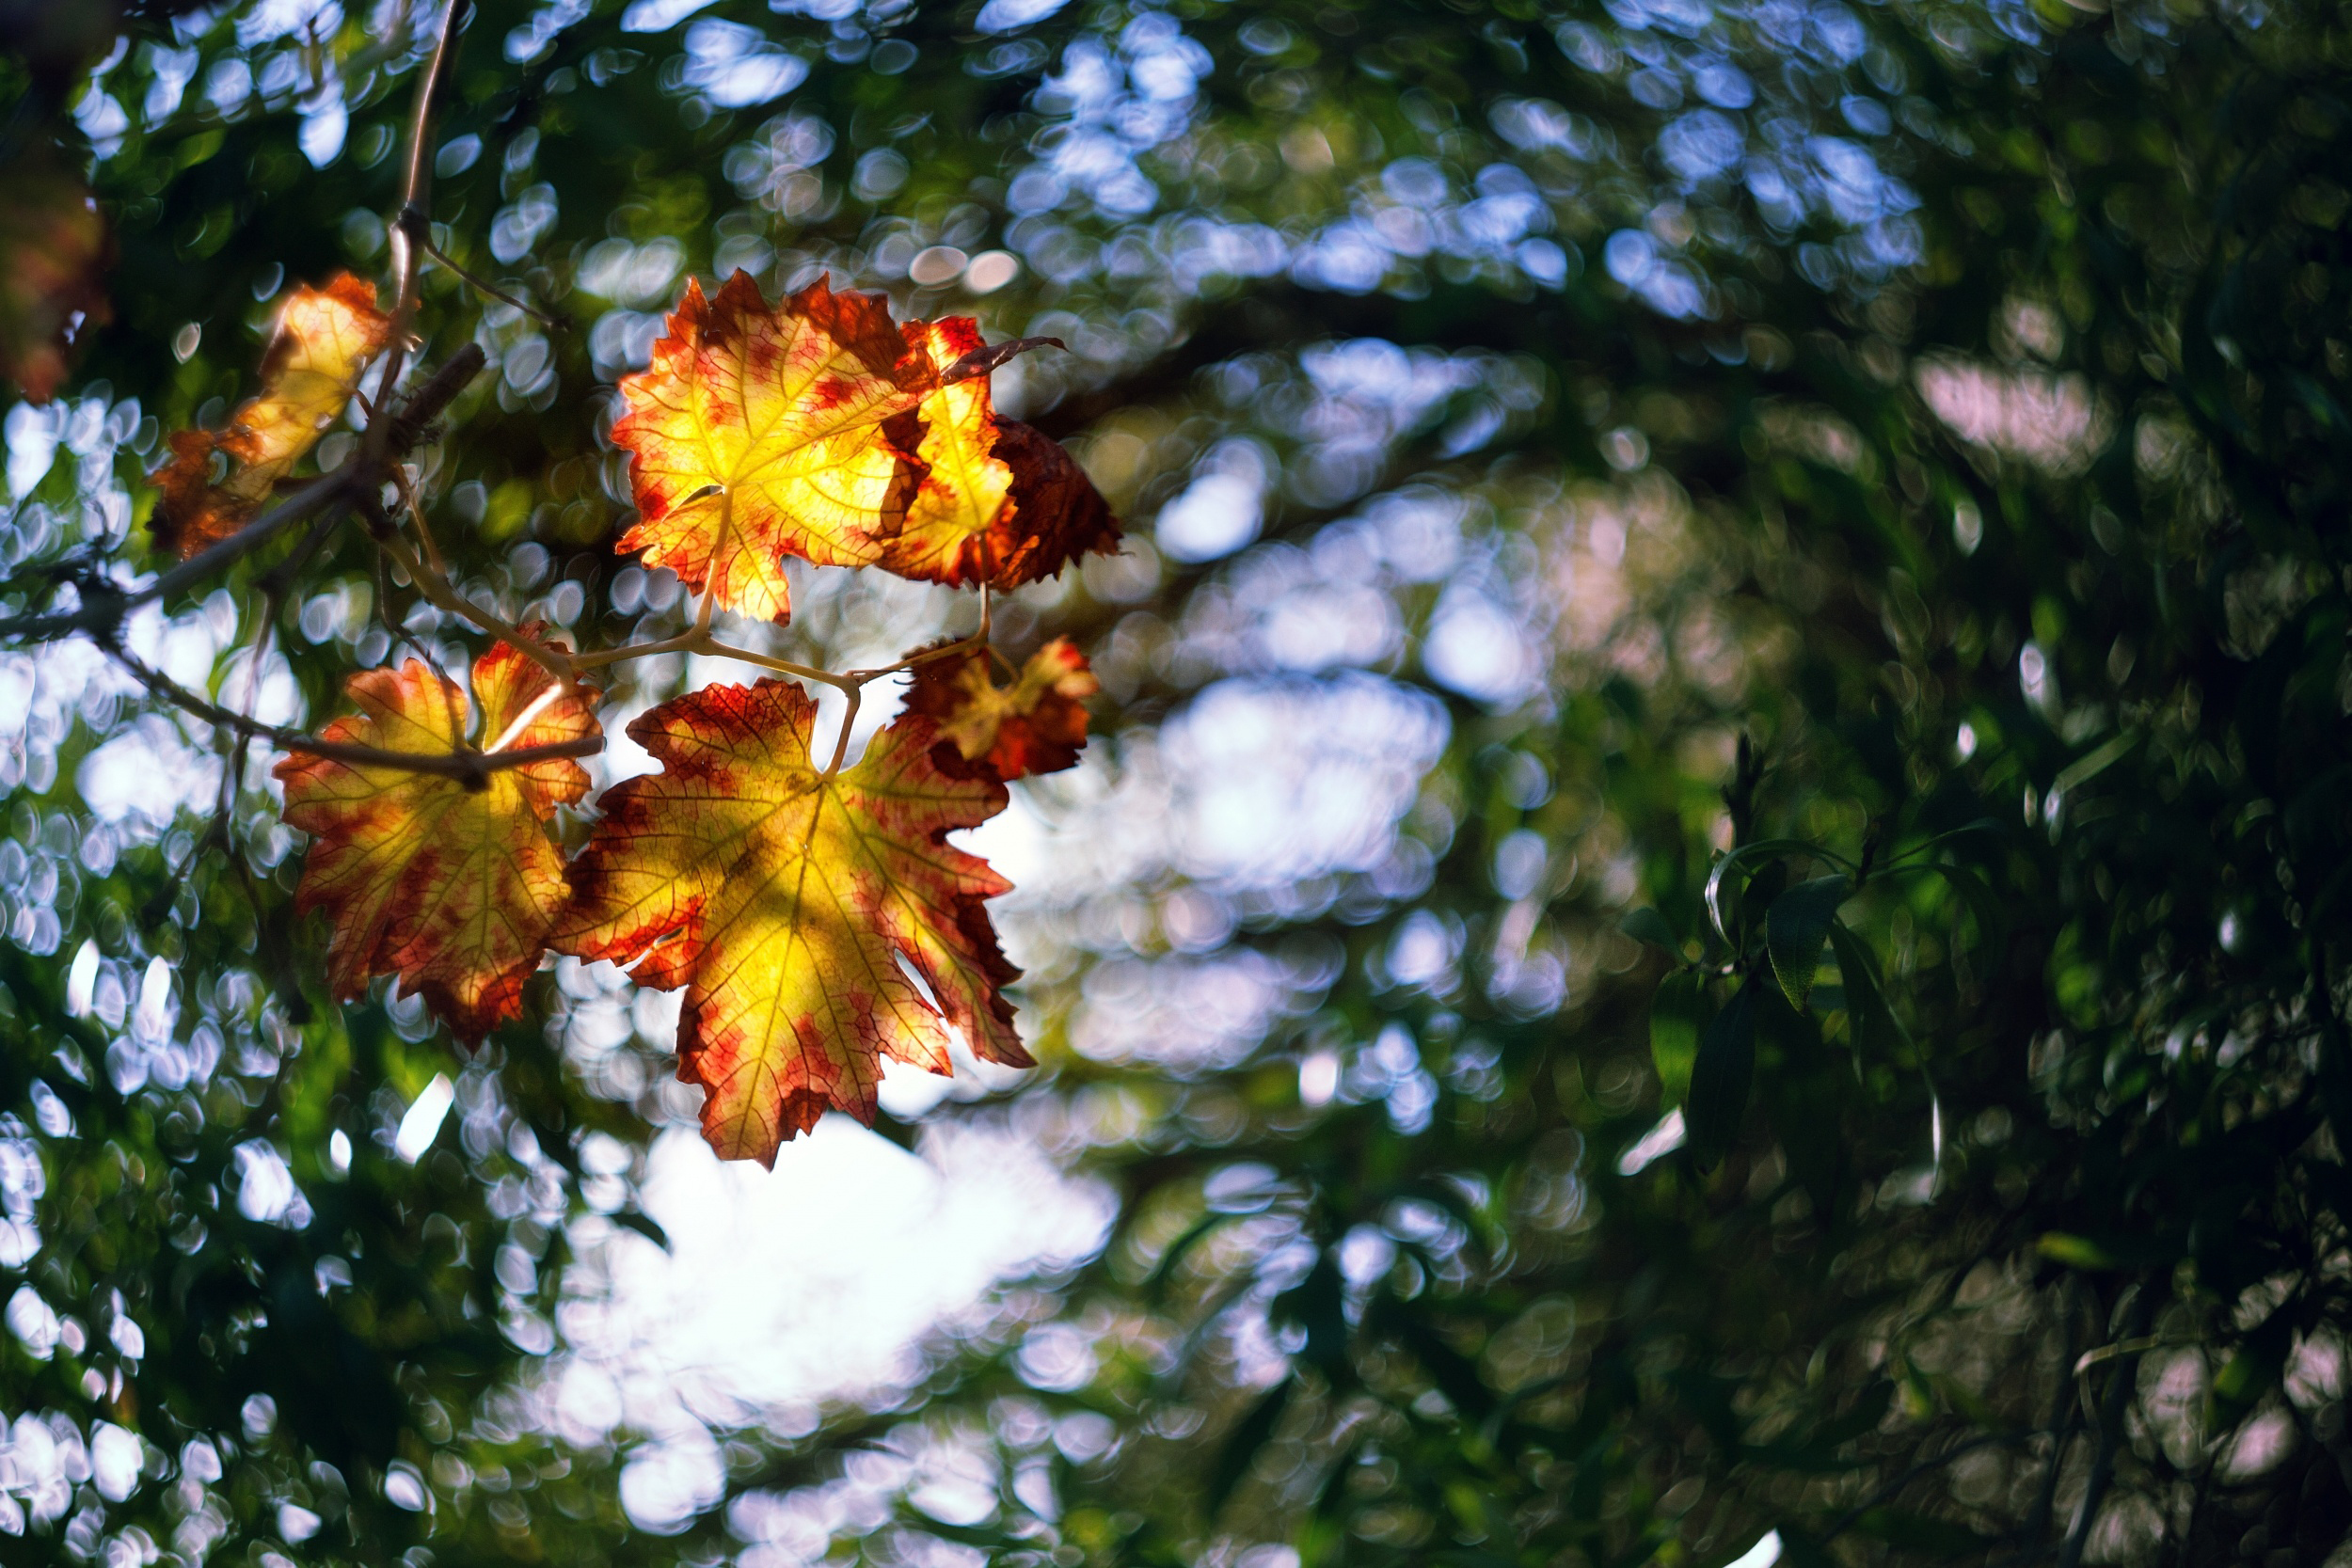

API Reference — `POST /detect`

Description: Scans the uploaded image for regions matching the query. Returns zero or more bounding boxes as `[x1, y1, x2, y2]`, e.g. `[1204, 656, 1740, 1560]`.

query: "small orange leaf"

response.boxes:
[902, 637, 1097, 782]
[873, 318, 1121, 589]
[552, 680, 1031, 1164]
[151, 274, 388, 558]
[0, 148, 110, 404]
[275, 634, 598, 1046]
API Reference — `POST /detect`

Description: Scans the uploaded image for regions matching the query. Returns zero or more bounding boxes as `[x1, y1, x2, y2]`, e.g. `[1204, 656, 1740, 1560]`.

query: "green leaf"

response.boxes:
[1685, 983, 1756, 1168]
[1649, 970, 1710, 1107]
[1814, 1379, 1894, 1446]
[1767, 877, 1848, 1011]
[1619, 906, 1683, 952]
[1826, 921, 1906, 1069]
[1207, 1374, 1295, 1515]
[1924, 861, 2008, 958]
[2049, 730, 2138, 803]
[2035, 1232, 2122, 1270]
[1703, 838, 1853, 943]
[1270, 1251, 1350, 1378]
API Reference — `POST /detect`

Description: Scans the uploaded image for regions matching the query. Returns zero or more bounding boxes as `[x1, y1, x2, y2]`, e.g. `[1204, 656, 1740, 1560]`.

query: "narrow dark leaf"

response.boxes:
[1649, 970, 1710, 1107]
[1270, 1252, 1350, 1379]
[1142, 1211, 1234, 1301]
[1207, 1374, 1295, 1516]
[1767, 876, 1848, 1011]
[611, 1209, 670, 1252]
[1826, 921, 1904, 1070]
[1684, 983, 1756, 1168]
[1926, 861, 2007, 957]
[1619, 906, 1682, 951]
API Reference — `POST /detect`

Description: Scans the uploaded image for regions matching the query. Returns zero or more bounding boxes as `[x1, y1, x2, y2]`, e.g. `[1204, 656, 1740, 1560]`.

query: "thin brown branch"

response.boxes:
[840, 632, 989, 686]
[106, 642, 601, 783]
[572, 629, 705, 672]
[421, 237, 560, 326]
[0, 343, 483, 644]
[396, 467, 450, 578]
[0, 472, 344, 641]
[1820, 1433, 2017, 1544]
[365, 0, 464, 456]
[375, 533, 577, 683]
[568, 622, 992, 695]
[709, 641, 855, 690]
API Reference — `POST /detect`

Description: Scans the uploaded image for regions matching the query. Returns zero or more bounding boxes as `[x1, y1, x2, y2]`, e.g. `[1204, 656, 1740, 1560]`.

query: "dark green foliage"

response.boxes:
[1683, 983, 1754, 1171]
[4, 0, 2352, 1565]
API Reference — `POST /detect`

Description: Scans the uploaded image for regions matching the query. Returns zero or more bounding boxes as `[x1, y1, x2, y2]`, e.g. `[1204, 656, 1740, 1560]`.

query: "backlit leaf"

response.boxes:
[552, 680, 1032, 1165]
[610, 272, 1050, 622]
[1768, 876, 1848, 1011]
[1648, 969, 1708, 1108]
[872, 318, 1121, 588]
[274, 635, 598, 1045]
[1826, 921, 1907, 1069]
[901, 636, 1097, 782]
[151, 274, 388, 557]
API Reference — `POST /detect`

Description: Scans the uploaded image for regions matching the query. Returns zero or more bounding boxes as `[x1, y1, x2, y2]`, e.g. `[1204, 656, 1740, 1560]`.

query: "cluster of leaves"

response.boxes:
[145, 256, 1120, 1166]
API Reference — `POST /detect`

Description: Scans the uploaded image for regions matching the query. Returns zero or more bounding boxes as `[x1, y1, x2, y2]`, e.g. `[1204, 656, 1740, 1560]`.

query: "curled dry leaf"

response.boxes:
[903, 636, 1098, 782]
[151, 274, 389, 558]
[873, 320, 1122, 589]
[275, 634, 598, 1046]
[0, 146, 110, 405]
[552, 680, 1030, 1165]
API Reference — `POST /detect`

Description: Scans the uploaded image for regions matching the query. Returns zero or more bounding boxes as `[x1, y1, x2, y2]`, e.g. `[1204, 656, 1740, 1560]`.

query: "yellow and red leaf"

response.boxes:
[551, 680, 1031, 1164]
[610, 273, 931, 623]
[902, 637, 1097, 782]
[275, 635, 598, 1045]
[873, 318, 1122, 589]
[151, 273, 388, 558]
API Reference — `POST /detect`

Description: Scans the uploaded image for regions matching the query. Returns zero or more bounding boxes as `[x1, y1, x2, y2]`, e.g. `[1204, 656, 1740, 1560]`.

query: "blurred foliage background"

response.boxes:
[1, 0, 2349, 1564]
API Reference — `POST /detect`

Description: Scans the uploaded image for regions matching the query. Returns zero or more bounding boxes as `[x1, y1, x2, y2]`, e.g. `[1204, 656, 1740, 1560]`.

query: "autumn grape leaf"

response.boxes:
[275, 634, 598, 1045]
[0, 145, 109, 404]
[610, 272, 1050, 623]
[552, 680, 1032, 1164]
[871, 319, 1122, 588]
[151, 273, 389, 557]
[903, 636, 1097, 782]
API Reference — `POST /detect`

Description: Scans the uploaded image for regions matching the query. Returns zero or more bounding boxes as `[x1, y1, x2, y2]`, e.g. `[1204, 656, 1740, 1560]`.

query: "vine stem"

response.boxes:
[362, 0, 462, 457]
[569, 623, 984, 692]
[0, 325, 487, 643]
[103, 642, 597, 782]
[419, 235, 560, 326]
[375, 532, 575, 683]
[823, 685, 861, 780]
